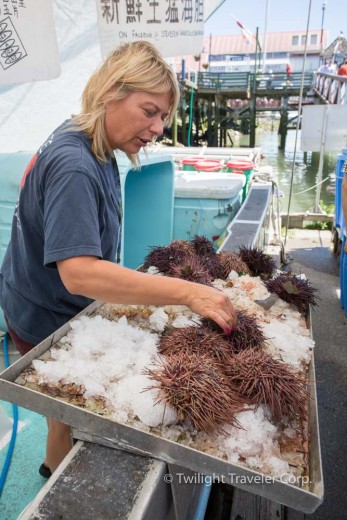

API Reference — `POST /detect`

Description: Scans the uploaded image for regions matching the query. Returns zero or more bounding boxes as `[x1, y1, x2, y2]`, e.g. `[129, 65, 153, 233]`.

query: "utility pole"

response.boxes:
[250, 27, 259, 148]
[320, 1, 327, 64]
[262, 0, 270, 71]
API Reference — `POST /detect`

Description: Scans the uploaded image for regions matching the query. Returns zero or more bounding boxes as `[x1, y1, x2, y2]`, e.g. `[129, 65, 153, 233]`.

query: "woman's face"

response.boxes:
[104, 91, 172, 154]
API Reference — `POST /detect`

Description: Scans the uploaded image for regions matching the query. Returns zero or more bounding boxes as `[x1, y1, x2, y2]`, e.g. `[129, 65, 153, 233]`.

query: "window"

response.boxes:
[310, 34, 317, 45]
[292, 35, 299, 45]
[301, 35, 307, 45]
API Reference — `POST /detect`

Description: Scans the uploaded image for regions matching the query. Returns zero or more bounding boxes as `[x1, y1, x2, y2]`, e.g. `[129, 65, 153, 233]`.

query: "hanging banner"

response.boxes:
[0, 0, 60, 85]
[95, 0, 204, 58]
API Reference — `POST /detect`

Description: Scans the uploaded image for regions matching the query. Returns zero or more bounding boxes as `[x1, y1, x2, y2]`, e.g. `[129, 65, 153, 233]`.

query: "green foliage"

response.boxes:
[281, 227, 295, 238]
[319, 200, 334, 215]
[304, 221, 333, 231]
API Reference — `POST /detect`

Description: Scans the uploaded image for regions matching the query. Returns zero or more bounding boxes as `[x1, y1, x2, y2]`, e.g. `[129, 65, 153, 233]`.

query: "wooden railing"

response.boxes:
[197, 71, 250, 91]
[253, 71, 314, 91]
[179, 71, 315, 94]
[314, 72, 347, 104]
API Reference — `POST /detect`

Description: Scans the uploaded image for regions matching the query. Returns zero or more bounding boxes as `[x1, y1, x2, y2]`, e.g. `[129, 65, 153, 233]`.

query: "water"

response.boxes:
[234, 128, 337, 214]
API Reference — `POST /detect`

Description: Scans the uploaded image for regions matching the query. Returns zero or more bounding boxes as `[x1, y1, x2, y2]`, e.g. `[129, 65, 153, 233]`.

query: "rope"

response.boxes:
[294, 176, 329, 195]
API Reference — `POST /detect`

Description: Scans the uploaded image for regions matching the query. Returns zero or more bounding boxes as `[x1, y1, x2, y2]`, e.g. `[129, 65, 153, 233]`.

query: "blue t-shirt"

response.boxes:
[0, 120, 122, 344]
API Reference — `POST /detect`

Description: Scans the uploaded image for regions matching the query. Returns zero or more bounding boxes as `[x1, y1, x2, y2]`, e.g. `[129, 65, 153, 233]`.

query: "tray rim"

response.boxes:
[0, 301, 324, 513]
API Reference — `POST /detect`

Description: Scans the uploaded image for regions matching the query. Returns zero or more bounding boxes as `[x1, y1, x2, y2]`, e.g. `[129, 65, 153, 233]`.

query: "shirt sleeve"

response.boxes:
[43, 170, 102, 267]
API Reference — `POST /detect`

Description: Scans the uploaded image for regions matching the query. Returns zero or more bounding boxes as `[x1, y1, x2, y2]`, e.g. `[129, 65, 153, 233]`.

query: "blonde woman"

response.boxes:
[0, 41, 237, 477]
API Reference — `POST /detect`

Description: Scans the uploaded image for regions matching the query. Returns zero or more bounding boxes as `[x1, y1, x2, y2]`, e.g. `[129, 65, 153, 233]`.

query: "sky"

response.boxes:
[1, 0, 346, 153]
[205, 0, 346, 45]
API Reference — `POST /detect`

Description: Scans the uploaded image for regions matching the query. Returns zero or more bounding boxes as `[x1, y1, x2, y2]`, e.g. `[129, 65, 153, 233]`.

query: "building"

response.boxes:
[323, 32, 347, 66]
[176, 29, 329, 74]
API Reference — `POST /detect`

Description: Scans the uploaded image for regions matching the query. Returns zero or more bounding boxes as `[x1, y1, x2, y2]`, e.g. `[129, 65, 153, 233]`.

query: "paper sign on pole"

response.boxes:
[0, 0, 60, 86]
[95, 0, 204, 58]
[301, 105, 347, 152]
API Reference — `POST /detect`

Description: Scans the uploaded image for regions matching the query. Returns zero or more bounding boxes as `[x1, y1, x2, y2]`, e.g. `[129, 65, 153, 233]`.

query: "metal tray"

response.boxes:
[0, 301, 324, 513]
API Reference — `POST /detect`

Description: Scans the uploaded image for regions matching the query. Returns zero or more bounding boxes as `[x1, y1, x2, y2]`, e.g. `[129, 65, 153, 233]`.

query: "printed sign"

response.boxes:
[96, 0, 204, 58]
[301, 105, 347, 151]
[0, 0, 60, 85]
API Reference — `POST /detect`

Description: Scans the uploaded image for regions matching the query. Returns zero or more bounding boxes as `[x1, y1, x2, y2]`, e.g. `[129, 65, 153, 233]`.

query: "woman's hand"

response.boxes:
[57, 256, 238, 333]
[185, 283, 238, 333]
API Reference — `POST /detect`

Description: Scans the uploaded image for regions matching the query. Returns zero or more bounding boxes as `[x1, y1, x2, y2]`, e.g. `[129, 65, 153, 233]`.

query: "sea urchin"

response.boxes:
[224, 349, 309, 421]
[264, 273, 318, 313]
[238, 246, 277, 279]
[144, 352, 246, 433]
[218, 251, 251, 279]
[159, 325, 234, 365]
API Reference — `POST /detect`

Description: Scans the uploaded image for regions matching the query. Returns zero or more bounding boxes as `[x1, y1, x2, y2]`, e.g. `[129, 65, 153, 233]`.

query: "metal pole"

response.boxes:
[284, 0, 313, 248]
[250, 27, 259, 148]
[172, 112, 177, 146]
[320, 2, 327, 63]
[314, 104, 329, 213]
[209, 33, 212, 64]
[262, 0, 270, 71]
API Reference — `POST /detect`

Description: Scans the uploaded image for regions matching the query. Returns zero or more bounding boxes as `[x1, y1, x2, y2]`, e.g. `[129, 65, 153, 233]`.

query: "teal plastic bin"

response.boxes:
[226, 160, 255, 201]
[173, 173, 244, 243]
[118, 153, 175, 269]
[194, 159, 224, 172]
[181, 157, 202, 171]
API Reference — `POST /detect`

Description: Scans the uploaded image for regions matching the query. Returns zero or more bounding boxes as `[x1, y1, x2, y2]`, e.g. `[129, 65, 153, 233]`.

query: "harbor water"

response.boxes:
[235, 128, 337, 214]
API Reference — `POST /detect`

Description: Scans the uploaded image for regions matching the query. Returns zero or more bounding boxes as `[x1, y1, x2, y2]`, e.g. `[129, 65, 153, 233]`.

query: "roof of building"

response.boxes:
[324, 34, 347, 55]
[200, 29, 328, 55]
[174, 29, 329, 71]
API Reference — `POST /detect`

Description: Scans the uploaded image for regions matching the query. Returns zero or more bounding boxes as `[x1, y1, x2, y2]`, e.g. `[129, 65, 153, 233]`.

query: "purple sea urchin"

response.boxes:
[170, 240, 195, 254]
[224, 350, 309, 421]
[218, 251, 251, 279]
[192, 235, 216, 257]
[264, 273, 318, 313]
[238, 246, 277, 279]
[142, 244, 188, 273]
[226, 310, 267, 352]
[159, 326, 234, 365]
[190, 235, 224, 279]
[168, 254, 213, 286]
[144, 353, 246, 432]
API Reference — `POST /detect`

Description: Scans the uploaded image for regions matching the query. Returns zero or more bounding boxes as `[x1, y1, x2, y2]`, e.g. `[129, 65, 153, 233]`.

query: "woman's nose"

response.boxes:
[150, 116, 164, 137]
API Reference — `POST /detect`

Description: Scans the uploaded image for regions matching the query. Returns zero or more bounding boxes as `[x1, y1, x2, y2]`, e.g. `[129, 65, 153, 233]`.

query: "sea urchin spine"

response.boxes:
[264, 273, 318, 313]
[168, 254, 213, 286]
[238, 246, 277, 279]
[218, 251, 251, 279]
[159, 325, 234, 365]
[226, 310, 268, 352]
[224, 349, 309, 421]
[144, 353, 246, 433]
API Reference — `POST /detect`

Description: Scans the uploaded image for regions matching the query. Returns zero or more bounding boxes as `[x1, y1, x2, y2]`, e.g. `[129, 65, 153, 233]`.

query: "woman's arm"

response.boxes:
[57, 256, 237, 332]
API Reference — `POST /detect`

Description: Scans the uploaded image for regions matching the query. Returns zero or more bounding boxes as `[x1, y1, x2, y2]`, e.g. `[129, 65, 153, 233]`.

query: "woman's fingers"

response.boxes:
[206, 309, 236, 334]
[186, 284, 238, 332]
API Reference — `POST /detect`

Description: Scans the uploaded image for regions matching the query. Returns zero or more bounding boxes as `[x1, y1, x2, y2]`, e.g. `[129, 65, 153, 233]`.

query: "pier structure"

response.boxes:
[176, 70, 317, 149]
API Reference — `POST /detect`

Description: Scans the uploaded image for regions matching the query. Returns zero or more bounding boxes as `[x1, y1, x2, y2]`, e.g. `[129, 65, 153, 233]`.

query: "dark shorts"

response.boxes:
[4, 316, 36, 356]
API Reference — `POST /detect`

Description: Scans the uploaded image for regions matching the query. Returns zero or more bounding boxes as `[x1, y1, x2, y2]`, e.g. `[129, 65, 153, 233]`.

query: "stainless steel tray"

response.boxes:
[0, 301, 324, 513]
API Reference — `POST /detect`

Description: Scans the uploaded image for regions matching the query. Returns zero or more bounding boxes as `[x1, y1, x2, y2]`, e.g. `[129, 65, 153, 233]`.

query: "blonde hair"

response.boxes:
[72, 40, 180, 165]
